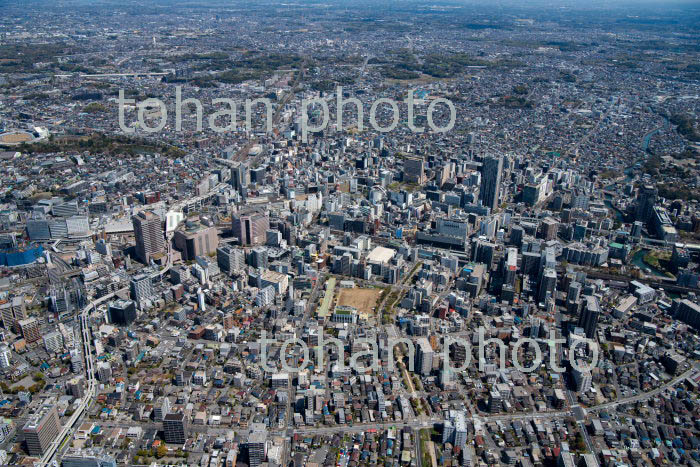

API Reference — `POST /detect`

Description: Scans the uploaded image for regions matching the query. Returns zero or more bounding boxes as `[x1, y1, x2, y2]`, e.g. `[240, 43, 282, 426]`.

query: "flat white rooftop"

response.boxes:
[367, 246, 395, 265]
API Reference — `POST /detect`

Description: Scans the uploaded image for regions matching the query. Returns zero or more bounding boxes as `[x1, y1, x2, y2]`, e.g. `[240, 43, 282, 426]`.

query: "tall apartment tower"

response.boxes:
[0, 296, 27, 333]
[22, 403, 61, 456]
[538, 268, 557, 304]
[415, 337, 434, 376]
[635, 184, 658, 224]
[480, 155, 503, 211]
[232, 213, 270, 246]
[132, 211, 165, 264]
[18, 317, 40, 344]
[231, 162, 249, 193]
[578, 296, 601, 339]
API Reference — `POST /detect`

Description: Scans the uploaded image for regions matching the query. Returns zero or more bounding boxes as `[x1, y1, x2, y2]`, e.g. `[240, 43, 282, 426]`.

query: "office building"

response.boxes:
[540, 217, 558, 241]
[403, 157, 425, 184]
[488, 390, 503, 413]
[232, 213, 269, 246]
[163, 412, 188, 444]
[108, 299, 137, 326]
[231, 162, 249, 192]
[538, 268, 557, 304]
[246, 430, 267, 467]
[480, 155, 503, 211]
[631, 221, 643, 238]
[217, 245, 245, 274]
[67, 376, 85, 398]
[22, 403, 61, 456]
[502, 247, 518, 287]
[132, 211, 165, 264]
[173, 222, 219, 261]
[130, 274, 153, 303]
[250, 247, 269, 269]
[96, 362, 112, 382]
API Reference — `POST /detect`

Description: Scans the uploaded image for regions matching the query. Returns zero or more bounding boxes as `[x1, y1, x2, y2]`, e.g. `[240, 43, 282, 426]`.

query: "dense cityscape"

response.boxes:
[0, 0, 699, 466]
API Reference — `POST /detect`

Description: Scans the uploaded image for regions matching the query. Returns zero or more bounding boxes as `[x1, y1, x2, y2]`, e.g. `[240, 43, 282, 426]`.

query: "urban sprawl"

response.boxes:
[0, 1, 699, 467]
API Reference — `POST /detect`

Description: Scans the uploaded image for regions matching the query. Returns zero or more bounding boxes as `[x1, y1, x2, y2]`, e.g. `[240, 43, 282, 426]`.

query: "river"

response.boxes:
[630, 249, 667, 278]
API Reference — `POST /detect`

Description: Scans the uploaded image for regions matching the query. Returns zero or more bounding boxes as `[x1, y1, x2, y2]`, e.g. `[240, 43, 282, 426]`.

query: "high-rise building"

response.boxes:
[70, 348, 84, 374]
[403, 157, 425, 184]
[217, 245, 245, 274]
[572, 368, 592, 393]
[231, 162, 249, 192]
[62, 447, 117, 467]
[67, 376, 85, 398]
[163, 412, 187, 444]
[0, 296, 27, 333]
[173, 222, 219, 261]
[578, 296, 601, 339]
[18, 317, 40, 344]
[442, 412, 468, 448]
[246, 430, 267, 467]
[538, 268, 557, 304]
[50, 288, 75, 316]
[232, 213, 270, 246]
[567, 281, 582, 314]
[488, 390, 503, 413]
[540, 217, 559, 241]
[673, 299, 700, 330]
[132, 211, 165, 264]
[635, 184, 657, 224]
[480, 155, 503, 211]
[22, 402, 61, 456]
[108, 299, 137, 326]
[0, 418, 13, 444]
[130, 274, 154, 303]
[415, 337, 433, 376]
[502, 247, 518, 287]
[521, 251, 541, 278]
[59, 323, 75, 349]
[96, 362, 112, 382]
[43, 331, 63, 353]
[442, 417, 455, 444]
[631, 221, 643, 238]
[250, 247, 269, 269]
[153, 397, 171, 422]
[0, 344, 11, 369]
